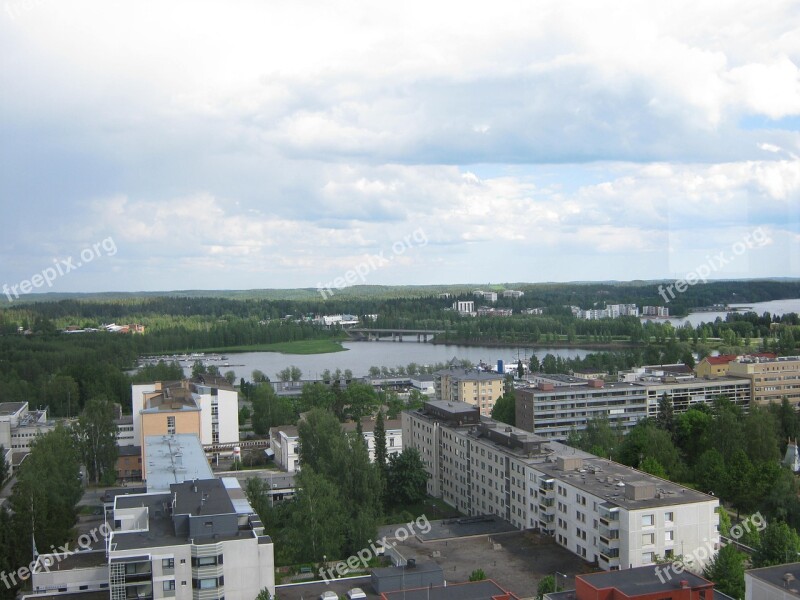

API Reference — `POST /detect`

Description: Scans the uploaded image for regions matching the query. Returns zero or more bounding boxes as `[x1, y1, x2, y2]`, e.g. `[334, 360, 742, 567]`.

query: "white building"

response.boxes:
[642, 306, 670, 317]
[746, 562, 800, 600]
[502, 290, 525, 298]
[403, 401, 719, 572]
[452, 300, 476, 316]
[28, 435, 275, 600]
[473, 290, 498, 302]
[0, 402, 53, 456]
[270, 417, 403, 473]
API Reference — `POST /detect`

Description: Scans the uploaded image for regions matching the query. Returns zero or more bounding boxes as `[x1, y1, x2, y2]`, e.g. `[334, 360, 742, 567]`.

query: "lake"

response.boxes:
[645, 298, 800, 327]
[178, 341, 591, 381]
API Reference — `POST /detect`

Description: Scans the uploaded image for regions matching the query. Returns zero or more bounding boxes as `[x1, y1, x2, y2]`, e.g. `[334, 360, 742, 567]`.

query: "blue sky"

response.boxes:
[1, 0, 799, 294]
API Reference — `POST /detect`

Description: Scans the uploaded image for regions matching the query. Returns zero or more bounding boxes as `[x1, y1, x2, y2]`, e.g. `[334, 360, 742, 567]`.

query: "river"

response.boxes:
[644, 298, 800, 327]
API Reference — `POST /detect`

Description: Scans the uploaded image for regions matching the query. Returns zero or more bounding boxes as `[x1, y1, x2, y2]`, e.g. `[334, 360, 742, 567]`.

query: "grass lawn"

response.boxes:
[192, 339, 349, 355]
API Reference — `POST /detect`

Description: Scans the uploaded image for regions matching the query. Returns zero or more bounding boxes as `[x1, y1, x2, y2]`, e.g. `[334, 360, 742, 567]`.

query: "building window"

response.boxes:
[162, 558, 175, 569]
[642, 514, 654, 527]
[665, 511, 674, 522]
[163, 580, 176, 591]
[642, 552, 655, 564]
[642, 533, 655, 545]
[665, 530, 674, 542]
[167, 416, 176, 435]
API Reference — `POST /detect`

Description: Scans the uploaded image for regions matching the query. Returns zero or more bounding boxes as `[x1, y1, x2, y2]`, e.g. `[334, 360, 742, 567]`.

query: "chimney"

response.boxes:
[679, 580, 689, 589]
[588, 379, 604, 388]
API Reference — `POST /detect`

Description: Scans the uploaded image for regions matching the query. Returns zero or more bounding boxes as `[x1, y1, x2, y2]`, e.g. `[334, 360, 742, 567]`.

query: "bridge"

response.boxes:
[346, 328, 446, 342]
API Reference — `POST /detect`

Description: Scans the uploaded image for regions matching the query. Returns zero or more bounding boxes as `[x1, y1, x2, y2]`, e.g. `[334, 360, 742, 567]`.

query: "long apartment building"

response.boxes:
[727, 355, 800, 406]
[516, 380, 648, 439]
[516, 375, 751, 439]
[434, 367, 504, 416]
[403, 401, 719, 572]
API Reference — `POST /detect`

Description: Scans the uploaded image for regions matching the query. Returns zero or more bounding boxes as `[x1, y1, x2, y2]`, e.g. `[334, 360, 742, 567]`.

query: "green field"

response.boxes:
[194, 339, 348, 355]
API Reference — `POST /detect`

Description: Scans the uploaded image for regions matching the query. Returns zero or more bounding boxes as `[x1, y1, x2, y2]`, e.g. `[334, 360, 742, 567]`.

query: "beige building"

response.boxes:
[694, 353, 776, 378]
[727, 355, 800, 406]
[403, 401, 719, 571]
[434, 367, 504, 416]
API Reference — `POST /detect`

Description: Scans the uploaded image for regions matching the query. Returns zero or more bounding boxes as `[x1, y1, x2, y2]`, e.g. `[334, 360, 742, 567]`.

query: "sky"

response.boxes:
[1, 0, 799, 295]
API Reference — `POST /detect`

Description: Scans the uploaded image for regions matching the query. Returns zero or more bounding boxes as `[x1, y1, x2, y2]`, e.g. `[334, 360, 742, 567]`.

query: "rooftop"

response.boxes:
[382, 579, 519, 600]
[579, 565, 713, 596]
[144, 434, 213, 491]
[747, 561, 800, 595]
[0, 401, 26, 416]
[435, 367, 504, 381]
[172, 478, 235, 516]
[118, 445, 141, 457]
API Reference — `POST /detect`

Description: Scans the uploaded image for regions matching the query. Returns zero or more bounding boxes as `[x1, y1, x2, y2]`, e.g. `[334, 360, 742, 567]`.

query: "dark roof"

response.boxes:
[172, 478, 235, 516]
[372, 562, 443, 579]
[21, 592, 109, 600]
[0, 401, 26, 416]
[579, 565, 713, 596]
[382, 579, 518, 600]
[117, 445, 141, 457]
[746, 561, 800, 595]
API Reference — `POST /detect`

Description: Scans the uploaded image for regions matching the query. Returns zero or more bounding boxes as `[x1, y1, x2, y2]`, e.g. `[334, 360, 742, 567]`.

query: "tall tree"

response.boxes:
[491, 389, 516, 426]
[656, 393, 675, 435]
[704, 544, 745, 599]
[753, 521, 800, 568]
[374, 410, 387, 471]
[251, 384, 296, 434]
[386, 448, 428, 508]
[288, 468, 346, 563]
[76, 397, 119, 485]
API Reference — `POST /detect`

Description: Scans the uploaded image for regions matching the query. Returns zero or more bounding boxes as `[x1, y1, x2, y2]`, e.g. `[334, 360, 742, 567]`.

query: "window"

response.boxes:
[665, 530, 674, 542]
[162, 558, 175, 569]
[642, 514, 654, 527]
[196, 577, 219, 589]
[642, 551, 655, 564]
[389, 438, 395, 447]
[665, 549, 674, 559]
[665, 511, 674, 522]
[642, 533, 655, 545]
[167, 416, 176, 434]
[163, 580, 176, 591]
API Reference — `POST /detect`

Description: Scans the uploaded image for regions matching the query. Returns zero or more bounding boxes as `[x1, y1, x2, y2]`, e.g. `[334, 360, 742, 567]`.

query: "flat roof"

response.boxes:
[144, 434, 213, 491]
[521, 381, 647, 395]
[746, 561, 800, 595]
[382, 579, 517, 600]
[579, 565, 713, 595]
[373, 561, 443, 578]
[172, 478, 235, 516]
[424, 399, 480, 414]
[0, 402, 26, 416]
[35, 550, 107, 571]
[434, 367, 504, 381]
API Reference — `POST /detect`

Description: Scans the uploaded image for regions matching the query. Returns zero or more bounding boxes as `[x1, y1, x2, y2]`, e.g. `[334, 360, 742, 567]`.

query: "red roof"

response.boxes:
[704, 352, 778, 365]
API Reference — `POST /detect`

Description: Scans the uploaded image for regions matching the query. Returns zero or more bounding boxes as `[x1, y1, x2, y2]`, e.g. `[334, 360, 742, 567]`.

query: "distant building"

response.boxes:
[502, 290, 524, 298]
[641, 305, 670, 317]
[314, 314, 360, 327]
[115, 445, 142, 482]
[433, 367, 504, 416]
[115, 414, 135, 446]
[477, 306, 513, 317]
[694, 353, 776, 378]
[618, 363, 695, 382]
[573, 304, 639, 320]
[473, 290, 498, 302]
[522, 307, 545, 315]
[270, 416, 403, 473]
[452, 300, 476, 316]
[727, 355, 800, 406]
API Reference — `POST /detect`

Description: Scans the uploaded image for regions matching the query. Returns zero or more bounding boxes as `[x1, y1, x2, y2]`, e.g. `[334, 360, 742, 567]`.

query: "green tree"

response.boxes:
[753, 520, 800, 567]
[615, 422, 685, 480]
[298, 409, 349, 476]
[0, 447, 8, 485]
[251, 384, 296, 434]
[703, 544, 745, 599]
[744, 406, 780, 464]
[386, 448, 428, 508]
[374, 410, 387, 470]
[656, 393, 675, 435]
[238, 405, 251, 426]
[10, 426, 82, 563]
[75, 397, 119, 485]
[298, 383, 335, 412]
[344, 382, 380, 421]
[491, 389, 516, 426]
[536, 575, 560, 599]
[288, 467, 347, 563]
[469, 569, 486, 581]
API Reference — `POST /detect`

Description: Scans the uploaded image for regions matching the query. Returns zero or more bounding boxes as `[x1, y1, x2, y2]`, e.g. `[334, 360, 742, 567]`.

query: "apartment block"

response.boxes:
[694, 353, 776, 378]
[132, 377, 239, 448]
[641, 306, 670, 317]
[434, 367, 505, 416]
[502, 290, 525, 298]
[516, 380, 648, 439]
[28, 434, 274, 600]
[270, 416, 403, 473]
[452, 300, 476, 315]
[745, 562, 800, 599]
[727, 355, 800, 406]
[473, 290, 498, 302]
[635, 377, 751, 417]
[403, 401, 719, 571]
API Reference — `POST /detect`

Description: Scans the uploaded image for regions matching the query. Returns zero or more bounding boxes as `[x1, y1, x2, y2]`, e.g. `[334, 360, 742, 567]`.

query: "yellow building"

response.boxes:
[434, 367, 504, 416]
[727, 355, 800, 406]
[694, 353, 777, 378]
[138, 384, 201, 479]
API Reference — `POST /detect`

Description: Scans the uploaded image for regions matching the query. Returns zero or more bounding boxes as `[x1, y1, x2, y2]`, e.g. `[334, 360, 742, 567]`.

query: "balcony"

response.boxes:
[599, 525, 619, 539]
[599, 545, 620, 560]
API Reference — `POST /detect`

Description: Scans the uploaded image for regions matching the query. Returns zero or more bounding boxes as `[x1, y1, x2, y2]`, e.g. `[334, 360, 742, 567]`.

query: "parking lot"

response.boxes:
[279, 520, 596, 600]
